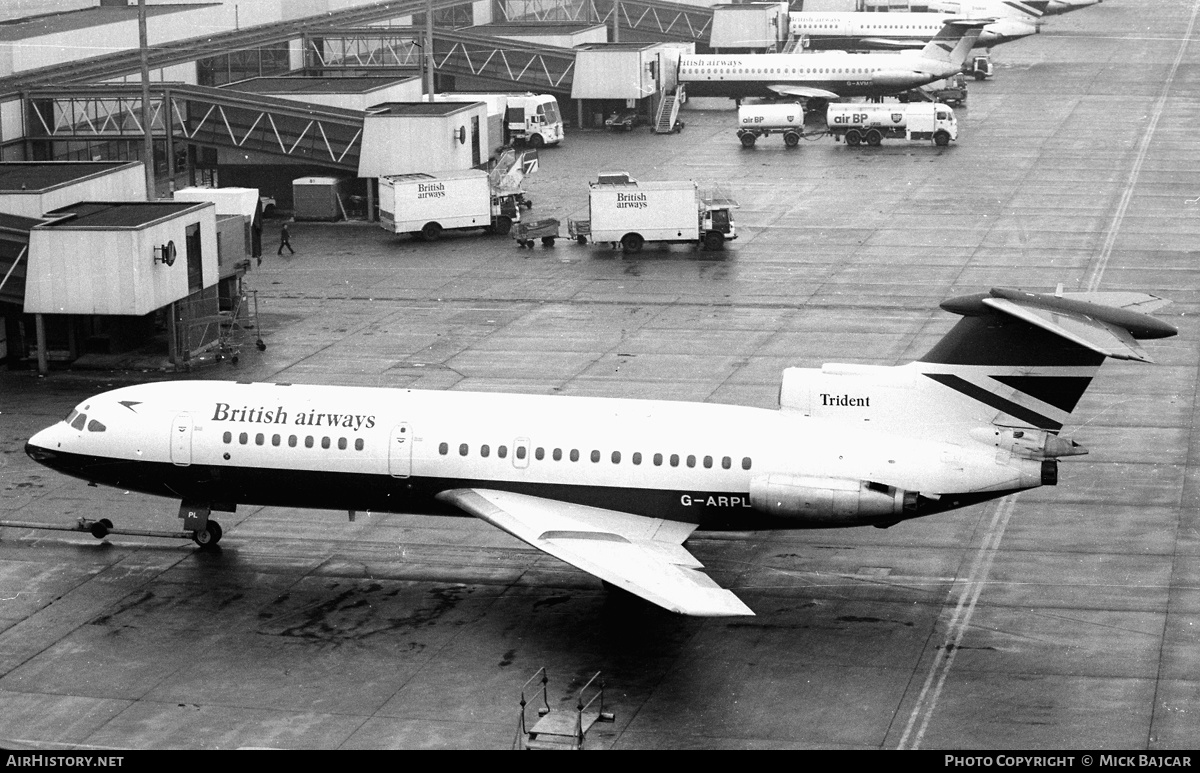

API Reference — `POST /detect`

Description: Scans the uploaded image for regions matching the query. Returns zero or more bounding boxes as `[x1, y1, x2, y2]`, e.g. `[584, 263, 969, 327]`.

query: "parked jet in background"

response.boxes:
[25, 289, 1175, 618]
[789, 8, 1042, 51]
[926, 0, 1097, 16]
[1043, 0, 1102, 13]
[680, 19, 987, 101]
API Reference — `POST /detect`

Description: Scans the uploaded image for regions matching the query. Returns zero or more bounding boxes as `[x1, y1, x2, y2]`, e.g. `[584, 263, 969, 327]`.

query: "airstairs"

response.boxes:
[513, 668, 614, 750]
[653, 86, 684, 134]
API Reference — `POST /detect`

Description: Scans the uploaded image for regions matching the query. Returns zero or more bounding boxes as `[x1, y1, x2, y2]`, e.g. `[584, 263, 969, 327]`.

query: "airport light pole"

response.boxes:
[424, 0, 434, 97]
[138, 0, 155, 200]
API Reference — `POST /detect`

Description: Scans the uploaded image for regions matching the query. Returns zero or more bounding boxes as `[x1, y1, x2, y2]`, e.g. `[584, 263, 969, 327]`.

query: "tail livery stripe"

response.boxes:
[924, 373, 1063, 430]
[989, 375, 1094, 413]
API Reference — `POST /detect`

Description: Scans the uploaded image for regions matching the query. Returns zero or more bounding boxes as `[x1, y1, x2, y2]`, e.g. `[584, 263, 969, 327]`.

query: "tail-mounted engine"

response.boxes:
[969, 426, 1087, 460]
[748, 474, 919, 526]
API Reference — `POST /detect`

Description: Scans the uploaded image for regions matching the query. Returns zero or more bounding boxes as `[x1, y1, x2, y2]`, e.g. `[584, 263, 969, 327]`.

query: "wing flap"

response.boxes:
[856, 37, 926, 50]
[768, 84, 840, 99]
[437, 488, 753, 617]
[982, 296, 1152, 362]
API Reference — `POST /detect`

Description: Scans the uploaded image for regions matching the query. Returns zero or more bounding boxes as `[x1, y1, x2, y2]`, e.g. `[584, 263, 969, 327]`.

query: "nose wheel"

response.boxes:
[180, 502, 223, 549]
[191, 520, 223, 548]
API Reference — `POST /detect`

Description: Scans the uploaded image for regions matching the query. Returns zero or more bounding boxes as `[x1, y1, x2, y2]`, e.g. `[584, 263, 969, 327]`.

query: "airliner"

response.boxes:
[789, 6, 1043, 52]
[927, 0, 1099, 15]
[25, 288, 1176, 617]
[680, 19, 987, 101]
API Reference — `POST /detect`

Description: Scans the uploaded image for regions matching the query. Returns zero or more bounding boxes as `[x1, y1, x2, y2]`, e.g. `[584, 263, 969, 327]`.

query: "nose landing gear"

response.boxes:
[180, 502, 223, 549]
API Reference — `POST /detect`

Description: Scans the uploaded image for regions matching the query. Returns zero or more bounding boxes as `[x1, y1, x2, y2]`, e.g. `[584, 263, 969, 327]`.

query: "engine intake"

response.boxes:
[749, 474, 917, 526]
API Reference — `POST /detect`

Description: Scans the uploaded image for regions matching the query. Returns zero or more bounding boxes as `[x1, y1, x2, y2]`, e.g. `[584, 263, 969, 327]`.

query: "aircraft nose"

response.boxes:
[25, 426, 61, 466]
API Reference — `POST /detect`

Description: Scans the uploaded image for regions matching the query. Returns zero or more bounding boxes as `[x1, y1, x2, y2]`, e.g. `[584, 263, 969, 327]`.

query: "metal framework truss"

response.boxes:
[305, 28, 578, 94]
[25, 86, 365, 171]
[433, 30, 577, 92]
[498, 0, 713, 42]
[304, 28, 424, 69]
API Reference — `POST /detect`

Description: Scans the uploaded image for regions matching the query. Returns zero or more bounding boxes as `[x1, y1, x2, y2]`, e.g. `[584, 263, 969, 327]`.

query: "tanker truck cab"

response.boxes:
[908, 105, 956, 144]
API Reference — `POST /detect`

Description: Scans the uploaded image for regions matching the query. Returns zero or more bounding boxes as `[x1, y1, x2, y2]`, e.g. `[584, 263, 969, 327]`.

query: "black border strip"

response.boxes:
[924, 373, 1063, 430]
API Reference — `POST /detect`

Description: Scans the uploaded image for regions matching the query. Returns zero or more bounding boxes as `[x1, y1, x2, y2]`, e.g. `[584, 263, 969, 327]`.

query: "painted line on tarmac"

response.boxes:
[1085, 0, 1200, 293]
[896, 496, 1017, 750]
[898, 1, 1200, 748]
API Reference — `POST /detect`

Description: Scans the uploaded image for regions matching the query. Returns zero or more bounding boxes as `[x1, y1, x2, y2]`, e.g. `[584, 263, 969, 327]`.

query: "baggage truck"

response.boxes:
[826, 102, 957, 147]
[429, 92, 564, 148]
[736, 102, 805, 148]
[568, 172, 738, 254]
[378, 169, 521, 241]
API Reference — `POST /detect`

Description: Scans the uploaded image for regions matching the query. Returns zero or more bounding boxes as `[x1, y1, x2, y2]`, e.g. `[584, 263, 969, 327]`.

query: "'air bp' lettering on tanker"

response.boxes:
[616, 192, 648, 209]
[680, 494, 753, 508]
[417, 182, 445, 199]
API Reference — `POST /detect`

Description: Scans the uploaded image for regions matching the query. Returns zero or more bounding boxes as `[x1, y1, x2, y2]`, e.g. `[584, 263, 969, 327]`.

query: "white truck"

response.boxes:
[736, 102, 806, 148]
[826, 102, 958, 147]
[568, 173, 738, 254]
[378, 169, 521, 241]
[429, 92, 564, 148]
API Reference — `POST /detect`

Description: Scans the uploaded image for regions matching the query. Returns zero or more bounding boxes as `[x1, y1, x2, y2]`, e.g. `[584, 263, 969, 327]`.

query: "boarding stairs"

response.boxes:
[653, 86, 684, 134]
[514, 668, 614, 750]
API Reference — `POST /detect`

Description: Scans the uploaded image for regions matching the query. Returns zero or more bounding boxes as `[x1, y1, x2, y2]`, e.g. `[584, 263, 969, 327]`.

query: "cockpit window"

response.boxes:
[70, 413, 87, 431]
[65, 409, 79, 424]
[87, 420, 106, 432]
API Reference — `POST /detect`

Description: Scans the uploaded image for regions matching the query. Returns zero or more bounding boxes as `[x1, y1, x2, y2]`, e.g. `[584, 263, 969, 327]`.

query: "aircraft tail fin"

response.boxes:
[919, 20, 989, 67]
[780, 287, 1175, 440]
[914, 287, 1175, 432]
[1002, 0, 1049, 20]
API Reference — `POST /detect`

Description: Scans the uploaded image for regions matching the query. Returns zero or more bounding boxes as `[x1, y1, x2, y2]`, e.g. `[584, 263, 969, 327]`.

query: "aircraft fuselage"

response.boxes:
[25, 380, 1040, 531]
[678, 52, 962, 100]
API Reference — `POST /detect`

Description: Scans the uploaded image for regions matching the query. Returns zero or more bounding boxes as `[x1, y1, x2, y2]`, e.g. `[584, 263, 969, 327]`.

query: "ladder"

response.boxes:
[653, 86, 683, 134]
[513, 668, 614, 750]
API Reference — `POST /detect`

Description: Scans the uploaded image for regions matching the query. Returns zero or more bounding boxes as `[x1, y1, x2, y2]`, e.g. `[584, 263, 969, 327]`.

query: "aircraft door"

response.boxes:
[170, 413, 193, 467]
[389, 423, 412, 478]
[513, 437, 530, 469]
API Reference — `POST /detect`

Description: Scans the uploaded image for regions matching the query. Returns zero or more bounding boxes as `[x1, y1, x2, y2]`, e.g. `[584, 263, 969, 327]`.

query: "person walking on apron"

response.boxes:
[278, 223, 294, 255]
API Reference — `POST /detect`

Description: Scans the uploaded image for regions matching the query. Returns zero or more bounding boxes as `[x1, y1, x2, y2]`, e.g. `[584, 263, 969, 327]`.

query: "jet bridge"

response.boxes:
[500, 0, 715, 45]
[24, 84, 366, 173]
[302, 27, 579, 98]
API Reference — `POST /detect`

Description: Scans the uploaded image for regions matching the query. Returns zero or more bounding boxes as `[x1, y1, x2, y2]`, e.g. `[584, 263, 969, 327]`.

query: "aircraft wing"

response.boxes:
[436, 488, 754, 617]
[982, 296, 1152, 362]
[855, 37, 927, 50]
[768, 84, 841, 99]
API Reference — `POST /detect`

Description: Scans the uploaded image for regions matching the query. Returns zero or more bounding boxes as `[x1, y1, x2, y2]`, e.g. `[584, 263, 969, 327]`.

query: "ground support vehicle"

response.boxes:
[379, 169, 521, 241]
[736, 102, 806, 148]
[899, 73, 967, 106]
[568, 173, 738, 254]
[605, 109, 649, 132]
[512, 218, 560, 248]
[968, 54, 993, 80]
[827, 102, 958, 147]
[430, 92, 564, 148]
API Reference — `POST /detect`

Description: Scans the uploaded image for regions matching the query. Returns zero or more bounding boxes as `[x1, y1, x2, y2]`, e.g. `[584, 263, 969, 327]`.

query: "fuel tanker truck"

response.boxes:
[736, 102, 806, 148]
[826, 102, 957, 147]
